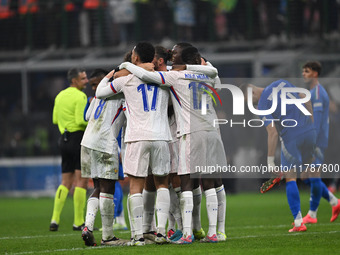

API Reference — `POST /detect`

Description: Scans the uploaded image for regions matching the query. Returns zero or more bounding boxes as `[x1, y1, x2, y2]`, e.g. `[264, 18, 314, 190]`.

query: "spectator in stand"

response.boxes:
[108, 0, 135, 47]
[0, 0, 15, 49]
[18, 0, 39, 49]
[174, 0, 195, 41]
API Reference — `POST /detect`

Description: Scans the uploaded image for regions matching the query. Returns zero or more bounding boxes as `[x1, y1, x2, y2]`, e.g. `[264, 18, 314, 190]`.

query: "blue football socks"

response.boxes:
[286, 181, 301, 219]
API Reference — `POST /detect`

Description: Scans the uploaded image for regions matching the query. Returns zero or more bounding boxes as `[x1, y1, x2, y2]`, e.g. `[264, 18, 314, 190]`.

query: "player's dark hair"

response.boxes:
[175, 42, 193, 50]
[124, 50, 132, 62]
[181, 46, 201, 64]
[67, 67, 86, 84]
[89, 68, 108, 79]
[173, 42, 193, 64]
[134, 42, 155, 63]
[155, 46, 172, 64]
[303, 61, 322, 76]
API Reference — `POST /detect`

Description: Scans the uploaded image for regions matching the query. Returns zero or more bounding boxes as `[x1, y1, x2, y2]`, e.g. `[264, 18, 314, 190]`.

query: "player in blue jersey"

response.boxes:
[301, 61, 340, 224]
[242, 79, 316, 232]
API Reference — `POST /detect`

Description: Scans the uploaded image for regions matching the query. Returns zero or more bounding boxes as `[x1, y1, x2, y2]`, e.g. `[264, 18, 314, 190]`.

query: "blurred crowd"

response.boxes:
[0, 0, 339, 50]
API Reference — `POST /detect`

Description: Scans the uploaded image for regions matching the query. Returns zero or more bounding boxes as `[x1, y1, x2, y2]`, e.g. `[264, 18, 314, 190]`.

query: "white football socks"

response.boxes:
[142, 189, 156, 233]
[127, 194, 134, 239]
[205, 188, 218, 237]
[168, 187, 176, 231]
[85, 197, 99, 232]
[192, 186, 202, 231]
[329, 192, 338, 206]
[99, 193, 114, 241]
[169, 186, 182, 230]
[216, 185, 226, 234]
[307, 209, 317, 218]
[129, 193, 144, 240]
[168, 211, 176, 231]
[180, 191, 193, 237]
[294, 211, 303, 227]
[156, 188, 170, 235]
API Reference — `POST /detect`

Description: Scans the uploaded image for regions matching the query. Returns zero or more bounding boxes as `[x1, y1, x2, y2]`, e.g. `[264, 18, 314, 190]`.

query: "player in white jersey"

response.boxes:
[169, 43, 206, 242]
[175, 47, 227, 242]
[167, 104, 183, 239]
[80, 69, 127, 246]
[137, 46, 183, 242]
[199, 57, 227, 242]
[119, 45, 226, 243]
[96, 42, 172, 246]
[156, 46, 183, 239]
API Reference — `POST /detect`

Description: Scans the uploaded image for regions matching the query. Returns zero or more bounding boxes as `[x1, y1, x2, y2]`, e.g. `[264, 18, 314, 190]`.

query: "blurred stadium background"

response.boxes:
[1, 0, 340, 196]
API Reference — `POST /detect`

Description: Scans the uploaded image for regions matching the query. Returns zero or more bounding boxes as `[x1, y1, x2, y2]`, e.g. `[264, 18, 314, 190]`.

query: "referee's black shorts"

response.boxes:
[58, 131, 84, 173]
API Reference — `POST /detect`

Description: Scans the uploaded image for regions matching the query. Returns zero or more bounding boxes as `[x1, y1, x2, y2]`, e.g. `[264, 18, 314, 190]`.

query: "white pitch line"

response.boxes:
[1, 222, 340, 241]
[10, 246, 110, 255]
[228, 230, 340, 240]
[227, 222, 340, 230]
[8, 230, 340, 255]
[0, 223, 340, 240]
[0, 230, 129, 240]
[0, 233, 78, 240]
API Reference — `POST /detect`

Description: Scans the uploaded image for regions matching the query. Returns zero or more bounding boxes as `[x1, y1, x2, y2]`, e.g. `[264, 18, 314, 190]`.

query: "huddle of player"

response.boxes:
[80, 42, 228, 246]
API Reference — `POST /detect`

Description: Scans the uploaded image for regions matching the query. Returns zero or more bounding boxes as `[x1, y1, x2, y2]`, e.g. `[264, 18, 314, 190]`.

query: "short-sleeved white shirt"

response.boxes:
[97, 76, 172, 143]
[81, 94, 125, 154]
[160, 71, 219, 137]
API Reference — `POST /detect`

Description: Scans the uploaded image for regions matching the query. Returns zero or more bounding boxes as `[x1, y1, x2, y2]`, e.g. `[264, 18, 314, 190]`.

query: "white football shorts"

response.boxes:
[81, 146, 119, 180]
[123, 140, 170, 177]
[178, 130, 227, 175]
[169, 140, 179, 174]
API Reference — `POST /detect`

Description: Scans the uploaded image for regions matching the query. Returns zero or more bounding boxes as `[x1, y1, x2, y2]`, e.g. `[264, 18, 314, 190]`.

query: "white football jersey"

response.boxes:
[96, 76, 172, 142]
[168, 110, 178, 143]
[81, 93, 125, 153]
[161, 70, 219, 137]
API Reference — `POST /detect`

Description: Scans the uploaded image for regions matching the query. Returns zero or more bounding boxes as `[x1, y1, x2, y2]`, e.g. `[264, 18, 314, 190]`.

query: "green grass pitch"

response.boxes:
[1, 191, 340, 254]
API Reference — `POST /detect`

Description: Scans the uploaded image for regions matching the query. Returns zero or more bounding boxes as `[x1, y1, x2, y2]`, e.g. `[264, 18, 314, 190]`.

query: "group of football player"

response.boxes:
[80, 41, 227, 246]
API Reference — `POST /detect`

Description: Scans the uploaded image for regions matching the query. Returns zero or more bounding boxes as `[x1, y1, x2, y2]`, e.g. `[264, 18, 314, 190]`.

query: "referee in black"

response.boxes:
[50, 67, 89, 231]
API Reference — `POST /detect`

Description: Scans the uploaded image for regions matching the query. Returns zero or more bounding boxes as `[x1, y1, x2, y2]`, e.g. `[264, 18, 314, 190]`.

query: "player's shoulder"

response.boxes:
[167, 69, 194, 76]
[115, 73, 134, 82]
[92, 96, 101, 104]
[124, 73, 144, 84]
[106, 93, 125, 102]
[271, 79, 293, 88]
[318, 84, 329, 99]
[261, 84, 274, 98]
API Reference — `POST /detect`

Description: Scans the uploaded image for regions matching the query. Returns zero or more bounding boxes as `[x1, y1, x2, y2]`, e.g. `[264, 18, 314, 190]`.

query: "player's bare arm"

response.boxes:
[171, 64, 186, 71]
[260, 124, 282, 193]
[120, 62, 218, 87]
[105, 69, 115, 79]
[114, 69, 130, 79]
[171, 63, 218, 78]
[119, 62, 164, 85]
[137, 62, 155, 71]
[96, 68, 136, 99]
